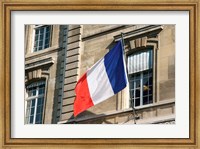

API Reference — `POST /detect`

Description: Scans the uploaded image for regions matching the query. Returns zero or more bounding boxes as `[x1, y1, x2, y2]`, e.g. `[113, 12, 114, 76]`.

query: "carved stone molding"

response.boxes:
[25, 57, 54, 82]
[129, 36, 147, 49]
[25, 57, 54, 70]
[27, 69, 42, 80]
[114, 25, 163, 42]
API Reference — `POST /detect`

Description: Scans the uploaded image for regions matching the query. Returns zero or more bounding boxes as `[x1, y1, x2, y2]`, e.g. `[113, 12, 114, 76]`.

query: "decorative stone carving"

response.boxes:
[27, 69, 42, 80]
[129, 36, 147, 49]
[25, 57, 54, 82]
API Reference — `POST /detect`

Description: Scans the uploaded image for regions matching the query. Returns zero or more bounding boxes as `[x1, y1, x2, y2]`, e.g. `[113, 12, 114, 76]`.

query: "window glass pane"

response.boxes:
[31, 99, 35, 107]
[143, 71, 149, 77]
[39, 83, 45, 88]
[129, 75, 134, 80]
[143, 78, 148, 86]
[135, 89, 140, 98]
[46, 32, 50, 38]
[32, 89, 36, 96]
[134, 73, 140, 80]
[37, 97, 43, 106]
[41, 98, 44, 105]
[30, 107, 35, 115]
[29, 116, 34, 124]
[45, 38, 49, 44]
[39, 40, 43, 46]
[143, 96, 148, 105]
[129, 81, 134, 89]
[135, 80, 140, 88]
[149, 76, 153, 85]
[44, 44, 49, 49]
[39, 46, 43, 50]
[40, 28, 44, 34]
[143, 86, 148, 96]
[135, 98, 140, 107]
[36, 114, 41, 122]
[35, 114, 43, 124]
[36, 106, 41, 114]
[149, 95, 153, 104]
[37, 105, 43, 114]
[149, 85, 153, 95]
[39, 113, 43, 122]
[39, 88, 44, 95]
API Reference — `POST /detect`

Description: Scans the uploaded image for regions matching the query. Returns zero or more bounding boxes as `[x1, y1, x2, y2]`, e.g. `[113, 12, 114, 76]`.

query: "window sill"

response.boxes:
[25, 46, 62, 61]
[134, 98, 175, 110]
[58, 98, 175, 124]
[123, 114, 175, 124]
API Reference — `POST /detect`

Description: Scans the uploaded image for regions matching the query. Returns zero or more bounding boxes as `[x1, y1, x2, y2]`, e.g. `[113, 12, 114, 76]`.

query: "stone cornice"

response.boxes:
[25, 57, 54, 71]
[82, 25, 129, 41]
[114, 25, 163, 41]
[25, 46, 62, 61]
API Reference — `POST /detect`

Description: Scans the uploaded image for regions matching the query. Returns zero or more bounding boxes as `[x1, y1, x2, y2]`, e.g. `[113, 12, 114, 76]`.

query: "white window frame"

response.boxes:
[32, 25, 52, 52]
[130, 70, 153, 107]
[128, 49, 154, 108]
[25, 81, 45, 124]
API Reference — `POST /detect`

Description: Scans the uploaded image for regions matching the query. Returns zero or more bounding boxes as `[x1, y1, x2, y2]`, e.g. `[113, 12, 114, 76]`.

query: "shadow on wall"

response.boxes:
[66, 110, 114, 124]
[52, 25, 67, 124]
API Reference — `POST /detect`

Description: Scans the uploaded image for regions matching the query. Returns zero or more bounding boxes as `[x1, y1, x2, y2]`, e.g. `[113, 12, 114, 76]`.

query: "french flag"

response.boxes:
[73, 40, 128, 117]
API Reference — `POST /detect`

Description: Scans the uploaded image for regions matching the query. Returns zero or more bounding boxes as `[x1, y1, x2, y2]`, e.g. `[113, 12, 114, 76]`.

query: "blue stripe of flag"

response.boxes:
[104, 40, 127, 94]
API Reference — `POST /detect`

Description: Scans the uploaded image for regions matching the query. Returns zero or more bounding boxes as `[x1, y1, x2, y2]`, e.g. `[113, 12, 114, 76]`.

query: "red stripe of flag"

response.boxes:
[73, 73, 94, 117]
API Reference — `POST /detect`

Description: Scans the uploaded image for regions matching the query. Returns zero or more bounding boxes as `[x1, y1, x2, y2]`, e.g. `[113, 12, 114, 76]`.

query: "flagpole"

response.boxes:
[120, 33, 138, 124]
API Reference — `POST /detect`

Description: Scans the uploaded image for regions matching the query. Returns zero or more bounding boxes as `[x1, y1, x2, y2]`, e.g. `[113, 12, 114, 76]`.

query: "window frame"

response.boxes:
[127, 48, 154, 108]
[25, 80, 46, 124]
[32, 25, 52, 52]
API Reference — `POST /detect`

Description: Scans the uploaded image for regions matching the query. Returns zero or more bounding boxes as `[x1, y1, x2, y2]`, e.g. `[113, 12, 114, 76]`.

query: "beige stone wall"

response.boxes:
[60, 25, 175, 124]
[157, 25, 175, 102]
[25, 25, 65, 124]
[24, 25, 175, 124]
[60, 25, 82, 121]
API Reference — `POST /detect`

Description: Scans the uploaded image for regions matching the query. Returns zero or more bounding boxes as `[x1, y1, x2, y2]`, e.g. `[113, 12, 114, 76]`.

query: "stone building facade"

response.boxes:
[25, 25, 175, 124]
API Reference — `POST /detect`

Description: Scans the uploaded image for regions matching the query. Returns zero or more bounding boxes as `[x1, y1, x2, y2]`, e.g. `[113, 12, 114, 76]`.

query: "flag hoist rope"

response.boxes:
[121, 33, 139, 124]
